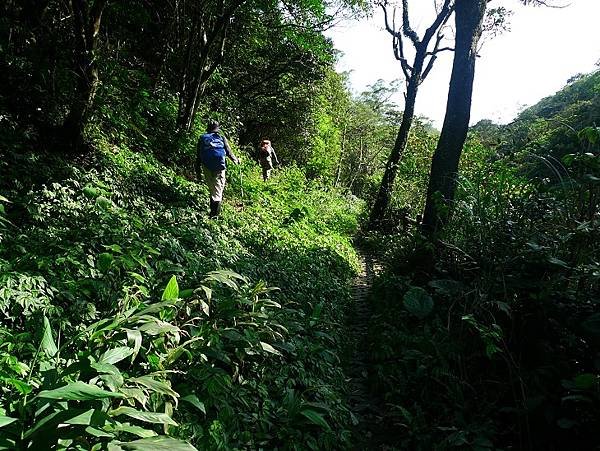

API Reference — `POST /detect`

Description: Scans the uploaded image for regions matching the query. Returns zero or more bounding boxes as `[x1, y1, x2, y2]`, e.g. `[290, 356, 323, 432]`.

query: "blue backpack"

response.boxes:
[199, 133, 226, 171]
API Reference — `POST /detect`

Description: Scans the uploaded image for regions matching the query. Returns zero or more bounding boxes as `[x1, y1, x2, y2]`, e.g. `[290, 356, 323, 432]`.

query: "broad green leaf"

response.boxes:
[179, 289, 194, 299]
[578, 126, 600, 144]
[118, 388, 147, 407]
[526, 242, 547, 251]
[403, 287, 434, 319]
[181, 394, 206, 414]
[107, 423, 158, 438]
[113, 437, 197, 450]
[128, 272, 146, 283]
[135, 301, 178, 318]
[300, 409, 331, 431]
[38, 381, 125, 401]
[161, 276, 179, 301]
[562, 394, 592, 403]
[104, 244, 122, 253]
[96, 196, 112, 211]
[164, 401, 173, 434]
[5, 378, 32, 395]
[24, 408, 106, 440]
[557, 418, 577, 429]
[260, 342, 282, 356]
[92, 361, 121, 376]
[41, 316, 58, 357]
[85, 426, 114, 438]
[0, 416, 17, 428]
[166, 337, 202, 365]
[66, 408, 110, 428]
[125, 329, 142, 361]
[101, 372, 125, 392]
[109, 407, 178, 426]
[100, 347, 134, 365]
[204, 270, 246, 289]
[8, 359, 30, 376]
[86, 318, 121, 340]
[547, 257, 569, 268]
[583, 174, 600, 183]
[129, 376, 179, 400]
[165, 345, 192, 365]
[138, 319, 180, 335]
[260, 299, 282, 309]
[199, 286, 212, 303]
[23, 409, 70, 440]
[64, 409, 96, 425]
[200, 299, 210, 317]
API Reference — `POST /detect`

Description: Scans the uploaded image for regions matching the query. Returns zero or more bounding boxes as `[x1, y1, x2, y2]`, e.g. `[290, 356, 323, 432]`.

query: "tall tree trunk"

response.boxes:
[368, 61, 422, 229]
[62, 0, 108, 150]
[175, 3, 236, 134]
[367, 0, 453, 230]
[421, 0, 487, 237]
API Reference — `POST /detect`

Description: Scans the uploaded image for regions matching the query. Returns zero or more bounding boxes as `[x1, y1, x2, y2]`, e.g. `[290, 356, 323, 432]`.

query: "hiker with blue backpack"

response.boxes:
[196, 120, 239, 218]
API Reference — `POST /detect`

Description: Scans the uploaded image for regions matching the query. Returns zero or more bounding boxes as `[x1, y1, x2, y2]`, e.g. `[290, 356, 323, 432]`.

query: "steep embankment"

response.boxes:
[0, 144, 364, 449]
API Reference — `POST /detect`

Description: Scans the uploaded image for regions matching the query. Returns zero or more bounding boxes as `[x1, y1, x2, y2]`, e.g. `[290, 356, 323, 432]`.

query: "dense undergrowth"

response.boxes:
[2, 2, 599, 445]
[0, 136, 363, 449]
[363, 123, 600, 449]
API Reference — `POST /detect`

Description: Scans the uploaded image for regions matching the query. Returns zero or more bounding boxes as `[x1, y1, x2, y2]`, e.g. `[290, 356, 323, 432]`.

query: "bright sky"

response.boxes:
[326, 0, 600, 128]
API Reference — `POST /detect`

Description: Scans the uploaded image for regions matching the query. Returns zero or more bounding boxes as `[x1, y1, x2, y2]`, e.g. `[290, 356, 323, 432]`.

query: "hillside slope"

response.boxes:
[0, 141, 363, 449]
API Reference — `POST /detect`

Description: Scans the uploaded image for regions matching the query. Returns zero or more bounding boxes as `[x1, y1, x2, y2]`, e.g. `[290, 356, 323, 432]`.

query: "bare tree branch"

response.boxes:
[521, 0, 569, 7]
[422, 0, 453, 44]
[427, 46, 454, 55]
[394, 36, 412, 80]
[381, 1, 399, 37]
[401, 0, 419, 45]
[381, 3, 412, 80]
[421, 32, 444, 81]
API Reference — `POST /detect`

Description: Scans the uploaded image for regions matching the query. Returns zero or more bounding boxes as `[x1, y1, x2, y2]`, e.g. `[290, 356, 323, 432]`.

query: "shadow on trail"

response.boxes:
[346, 250, 392, 449]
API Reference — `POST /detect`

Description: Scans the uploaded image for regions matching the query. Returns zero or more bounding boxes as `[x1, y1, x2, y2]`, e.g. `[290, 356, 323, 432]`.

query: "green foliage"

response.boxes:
[367, 115, 600, 448]
[0, 277, 203, 450]
[320, 76, 438, 231]
[1, 138, 362, 448]
[334, 79, 402, 198]
[402, 287, 434, 319]
[477, 70, 600, 163]
[3, 0, 598, 447]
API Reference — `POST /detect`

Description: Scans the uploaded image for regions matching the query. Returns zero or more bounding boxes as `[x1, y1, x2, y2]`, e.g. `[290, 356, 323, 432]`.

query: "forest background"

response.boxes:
[0, 0, 599, 449]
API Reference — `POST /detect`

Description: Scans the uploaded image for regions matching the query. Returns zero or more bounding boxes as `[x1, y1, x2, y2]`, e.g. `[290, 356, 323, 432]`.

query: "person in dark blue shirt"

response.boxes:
[196, 121, 239, 217]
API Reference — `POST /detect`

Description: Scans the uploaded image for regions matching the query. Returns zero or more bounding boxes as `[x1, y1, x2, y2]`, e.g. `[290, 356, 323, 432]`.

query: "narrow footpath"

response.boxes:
[347, 249, 385, 448]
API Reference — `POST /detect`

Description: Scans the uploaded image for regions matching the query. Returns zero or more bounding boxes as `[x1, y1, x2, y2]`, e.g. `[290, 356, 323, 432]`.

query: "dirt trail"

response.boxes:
[347, 249, 385, 448]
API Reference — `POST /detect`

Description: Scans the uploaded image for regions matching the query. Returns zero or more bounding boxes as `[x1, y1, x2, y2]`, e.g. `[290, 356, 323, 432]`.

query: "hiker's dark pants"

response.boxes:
[262, 167, 272, 181]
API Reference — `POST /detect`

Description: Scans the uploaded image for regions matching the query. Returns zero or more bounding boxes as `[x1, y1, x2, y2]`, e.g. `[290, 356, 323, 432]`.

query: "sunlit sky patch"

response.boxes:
[326, 0, 600, 128]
